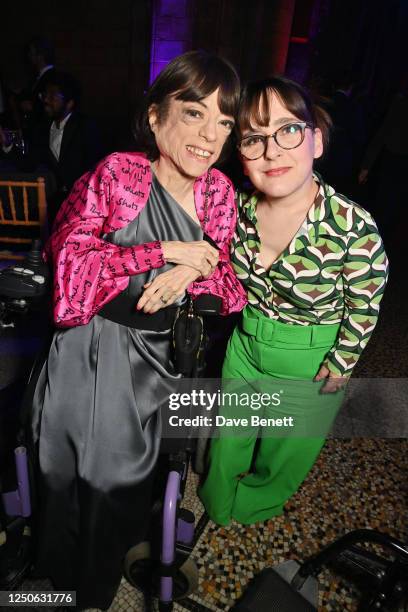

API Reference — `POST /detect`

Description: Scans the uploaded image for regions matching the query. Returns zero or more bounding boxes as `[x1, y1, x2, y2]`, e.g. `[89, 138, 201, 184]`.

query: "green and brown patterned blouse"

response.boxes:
[231, 176, 389, 377]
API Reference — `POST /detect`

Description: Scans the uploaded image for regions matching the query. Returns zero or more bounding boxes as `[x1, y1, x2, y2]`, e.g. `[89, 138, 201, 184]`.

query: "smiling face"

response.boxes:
[240, 90, 323, 204]
[148, 88, 235, 180]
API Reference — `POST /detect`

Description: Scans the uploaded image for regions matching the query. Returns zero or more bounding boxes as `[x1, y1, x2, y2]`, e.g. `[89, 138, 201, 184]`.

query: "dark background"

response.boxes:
[1, 0, 406, 150]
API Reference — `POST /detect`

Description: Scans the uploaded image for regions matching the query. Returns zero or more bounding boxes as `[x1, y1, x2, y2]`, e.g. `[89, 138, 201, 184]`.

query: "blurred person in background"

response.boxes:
[316, 70, 367, 199]
[358, 73, 408, 255]
[20, 37, 56, 129]
[33, 71, 103, 223]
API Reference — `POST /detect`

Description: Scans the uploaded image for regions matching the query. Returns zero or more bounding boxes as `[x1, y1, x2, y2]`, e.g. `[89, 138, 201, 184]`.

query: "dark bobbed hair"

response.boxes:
[238, 76, 332, 150]
[133, 50, 240, 161]
[47, 72, 81, 106]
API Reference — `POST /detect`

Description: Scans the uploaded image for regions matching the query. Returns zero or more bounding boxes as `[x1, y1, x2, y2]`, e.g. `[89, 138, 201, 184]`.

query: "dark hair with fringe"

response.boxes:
[133, 50, 240, 161]
[238, 76, 332, 150]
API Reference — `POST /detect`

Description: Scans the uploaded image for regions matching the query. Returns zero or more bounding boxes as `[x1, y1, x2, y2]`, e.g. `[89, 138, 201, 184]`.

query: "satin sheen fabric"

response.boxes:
[30, 177, 206, 609]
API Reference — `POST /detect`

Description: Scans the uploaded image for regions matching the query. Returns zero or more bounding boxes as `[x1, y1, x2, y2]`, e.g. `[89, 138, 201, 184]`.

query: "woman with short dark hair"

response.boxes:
[29, 50, 246, 609]
[200, 76, 388, 526]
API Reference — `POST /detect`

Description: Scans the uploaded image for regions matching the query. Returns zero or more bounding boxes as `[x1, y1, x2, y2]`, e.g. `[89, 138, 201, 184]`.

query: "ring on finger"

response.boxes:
[161, 292, 173, 304]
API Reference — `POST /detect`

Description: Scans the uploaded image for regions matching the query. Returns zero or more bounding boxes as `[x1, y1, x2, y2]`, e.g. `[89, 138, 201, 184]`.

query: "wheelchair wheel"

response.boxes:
[172, 557, 199, 599]
[124, 542, 199, 599]
[123, 541, 153, 589]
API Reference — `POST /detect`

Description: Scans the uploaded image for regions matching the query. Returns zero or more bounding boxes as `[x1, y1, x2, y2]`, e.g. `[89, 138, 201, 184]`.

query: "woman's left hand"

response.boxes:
[136, 265, 201, 313]
[314, 365, 348, 394]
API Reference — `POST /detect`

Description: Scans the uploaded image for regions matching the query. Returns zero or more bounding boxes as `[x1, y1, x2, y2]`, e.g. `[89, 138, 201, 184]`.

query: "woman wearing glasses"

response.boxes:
[200, 76, 389, 526]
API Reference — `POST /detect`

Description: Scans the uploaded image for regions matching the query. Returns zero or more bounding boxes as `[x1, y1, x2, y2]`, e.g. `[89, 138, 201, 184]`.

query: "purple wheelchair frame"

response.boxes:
[2, 446, 195, 610]
[1, 447, 31, 519]
[159, 454, 195, 611]
[0, 446, 32, 589]
[156, 294, 223, 610]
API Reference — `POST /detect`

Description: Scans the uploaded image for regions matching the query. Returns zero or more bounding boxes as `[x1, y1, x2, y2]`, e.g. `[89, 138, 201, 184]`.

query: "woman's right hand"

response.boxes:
[161, 240, 219, 278]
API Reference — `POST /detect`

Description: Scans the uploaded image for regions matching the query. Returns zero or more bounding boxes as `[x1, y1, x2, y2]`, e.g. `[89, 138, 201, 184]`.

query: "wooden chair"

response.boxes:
[0, 177, 49, 260]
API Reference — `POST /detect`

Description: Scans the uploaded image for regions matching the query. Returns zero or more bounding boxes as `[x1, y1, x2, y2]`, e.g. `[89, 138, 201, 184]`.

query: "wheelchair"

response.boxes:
[0, 240, 49, 591]
[0, 243, 219, 611]
[123, 294, 225, 611]
[231, 529, 408, 611]
[123, 449, 199, 611]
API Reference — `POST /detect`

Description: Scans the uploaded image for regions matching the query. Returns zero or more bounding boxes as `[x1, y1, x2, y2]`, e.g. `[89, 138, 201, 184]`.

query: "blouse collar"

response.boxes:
[240, 172, 333, 245]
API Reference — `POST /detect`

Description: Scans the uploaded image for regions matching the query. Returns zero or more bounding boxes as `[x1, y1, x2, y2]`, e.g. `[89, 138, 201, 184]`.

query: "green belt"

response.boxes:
[241, 306, 340, 348]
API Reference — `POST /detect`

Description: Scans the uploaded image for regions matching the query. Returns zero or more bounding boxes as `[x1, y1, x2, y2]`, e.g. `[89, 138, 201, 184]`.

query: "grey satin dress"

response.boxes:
[30, 176, 203, 609]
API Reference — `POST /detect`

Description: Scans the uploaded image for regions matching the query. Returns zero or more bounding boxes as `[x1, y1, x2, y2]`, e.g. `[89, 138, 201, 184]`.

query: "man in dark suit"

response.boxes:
[34, 72, 103, 223]
[18, 38, 56, 137]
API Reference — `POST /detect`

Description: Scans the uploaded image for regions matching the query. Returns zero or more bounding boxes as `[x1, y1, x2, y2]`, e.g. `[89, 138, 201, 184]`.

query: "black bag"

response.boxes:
[172, 294, 222, 377]
[172, 296, 204, 377]
[172, 169, 221, 377]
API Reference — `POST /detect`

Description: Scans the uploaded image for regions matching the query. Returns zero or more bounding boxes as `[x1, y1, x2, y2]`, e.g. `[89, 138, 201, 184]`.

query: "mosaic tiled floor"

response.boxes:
[3, 256, 407, 611]
[12, 438, 406, 612]
[175, 439, 406, 612]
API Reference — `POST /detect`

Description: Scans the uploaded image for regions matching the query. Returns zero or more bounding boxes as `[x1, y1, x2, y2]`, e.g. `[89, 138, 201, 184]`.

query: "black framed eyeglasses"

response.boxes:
[238, 122, 314, 160]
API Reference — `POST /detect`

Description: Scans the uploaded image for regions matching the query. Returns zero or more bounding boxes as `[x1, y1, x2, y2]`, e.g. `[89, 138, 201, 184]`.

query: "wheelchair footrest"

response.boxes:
[231, 565, 318, 612]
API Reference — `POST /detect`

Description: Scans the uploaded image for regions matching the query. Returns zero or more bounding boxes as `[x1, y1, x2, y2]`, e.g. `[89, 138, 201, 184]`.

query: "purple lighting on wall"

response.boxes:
[149, 0, 192, 84]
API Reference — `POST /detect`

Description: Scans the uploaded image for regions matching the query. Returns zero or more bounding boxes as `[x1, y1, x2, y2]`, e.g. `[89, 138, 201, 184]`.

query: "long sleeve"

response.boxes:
[189, 233, 247, 316]
[324, 210, 389, 376]
[46, 156, 165, 328]
[188, 174, 247, 316]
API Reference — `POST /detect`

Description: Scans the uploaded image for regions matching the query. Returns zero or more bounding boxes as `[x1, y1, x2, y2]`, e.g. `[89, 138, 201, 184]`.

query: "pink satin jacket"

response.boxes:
[46, 152, 247, 327]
